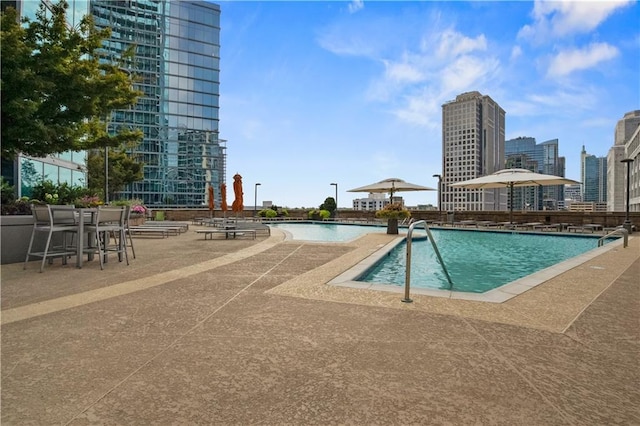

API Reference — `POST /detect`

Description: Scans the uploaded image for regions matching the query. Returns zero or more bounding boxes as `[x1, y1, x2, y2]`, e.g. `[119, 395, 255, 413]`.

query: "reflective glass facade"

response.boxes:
[91, 0, 224, 207]
[1, 1, 90, 197]
[505, 137, 565, 210]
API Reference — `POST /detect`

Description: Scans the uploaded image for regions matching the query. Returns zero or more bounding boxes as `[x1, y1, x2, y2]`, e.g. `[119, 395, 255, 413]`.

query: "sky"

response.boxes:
[216, 0, 639, 209]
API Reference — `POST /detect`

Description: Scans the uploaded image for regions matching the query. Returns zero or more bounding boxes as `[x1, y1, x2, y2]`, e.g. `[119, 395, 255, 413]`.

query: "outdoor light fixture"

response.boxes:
[432, 174, 442, 213]
[621, 158, 634, 233]
[330, 183, 338, 217]
[254, 183, 261, 216]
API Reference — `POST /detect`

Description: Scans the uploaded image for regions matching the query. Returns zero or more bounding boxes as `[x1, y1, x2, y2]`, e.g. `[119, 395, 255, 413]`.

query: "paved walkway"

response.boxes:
[1, 226, 639, 424]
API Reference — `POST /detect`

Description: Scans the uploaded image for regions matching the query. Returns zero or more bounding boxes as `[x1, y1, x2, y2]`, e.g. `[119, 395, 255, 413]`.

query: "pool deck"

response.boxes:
[1, 225, 639, 424]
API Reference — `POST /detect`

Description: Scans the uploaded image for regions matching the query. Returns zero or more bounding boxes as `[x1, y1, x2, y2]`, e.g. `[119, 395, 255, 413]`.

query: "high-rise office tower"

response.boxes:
[607, 110, 640, 211]
[91, 0, 224, 207]
[505, 137, 565, 210]
[441, 91, 506, 212]
[581, 146, 607, 203]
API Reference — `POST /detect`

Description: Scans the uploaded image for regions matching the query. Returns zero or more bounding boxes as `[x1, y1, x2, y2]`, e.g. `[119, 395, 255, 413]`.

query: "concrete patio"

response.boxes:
[1, 225, 639, 424]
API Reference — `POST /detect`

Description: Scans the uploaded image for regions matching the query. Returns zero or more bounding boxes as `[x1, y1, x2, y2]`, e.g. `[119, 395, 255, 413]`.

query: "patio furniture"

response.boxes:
[124, 206, 136, 259]
[84, 206, 129, 270]
[24, 205, 78, 272]
[195, 229, 256, 240]
[128, 227, 170, 238]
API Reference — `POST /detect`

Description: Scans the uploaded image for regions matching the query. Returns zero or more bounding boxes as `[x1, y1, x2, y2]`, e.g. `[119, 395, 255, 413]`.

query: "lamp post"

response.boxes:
[621, 158, 634, 233]
[254, 183, 261, 217]
[330, 182, 338, 218]
[432, 174, 442, 221]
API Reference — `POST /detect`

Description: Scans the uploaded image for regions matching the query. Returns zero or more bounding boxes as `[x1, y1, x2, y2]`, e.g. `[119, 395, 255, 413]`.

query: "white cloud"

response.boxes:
[435, 30, 487, 59]
[383, 59, 425, 84]
[392, 91, 441, 128]
[440, 56, 499, 96]
[518, 0, 633, 43]
[510, 45, 522, 61]
[547, 42, 619, 77]
[348, 0, 364, 14]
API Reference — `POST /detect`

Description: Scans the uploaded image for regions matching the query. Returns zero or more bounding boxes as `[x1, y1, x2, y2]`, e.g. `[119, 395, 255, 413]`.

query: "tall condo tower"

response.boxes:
[91, 0, 224, 207]
[607, 110, 640, 211]
[581, 146, 607, 203]
[441, 91, 506, 212]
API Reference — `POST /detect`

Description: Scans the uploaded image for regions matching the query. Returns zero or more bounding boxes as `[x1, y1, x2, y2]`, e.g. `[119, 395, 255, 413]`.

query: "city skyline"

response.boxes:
[218, 0, 638, 208]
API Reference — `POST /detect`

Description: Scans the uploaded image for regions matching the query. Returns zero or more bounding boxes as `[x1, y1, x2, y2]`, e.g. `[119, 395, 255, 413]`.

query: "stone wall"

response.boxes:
[152, 208, 639, 228]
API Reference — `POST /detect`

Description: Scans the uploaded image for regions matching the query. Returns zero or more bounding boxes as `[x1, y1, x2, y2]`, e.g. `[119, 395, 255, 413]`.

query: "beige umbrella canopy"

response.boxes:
[449, 168, 579, 222]
[347, 178, 436, 199]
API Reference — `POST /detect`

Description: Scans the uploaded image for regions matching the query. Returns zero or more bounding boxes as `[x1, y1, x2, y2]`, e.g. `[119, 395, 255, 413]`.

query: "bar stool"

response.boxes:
[24, 205, 78, 272]
[85, 206, 129, 269]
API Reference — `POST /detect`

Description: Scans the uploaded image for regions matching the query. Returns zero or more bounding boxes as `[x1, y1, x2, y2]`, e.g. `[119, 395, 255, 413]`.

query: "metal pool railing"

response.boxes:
[598, 228, 629, 248]
[403, 220, 453, 303]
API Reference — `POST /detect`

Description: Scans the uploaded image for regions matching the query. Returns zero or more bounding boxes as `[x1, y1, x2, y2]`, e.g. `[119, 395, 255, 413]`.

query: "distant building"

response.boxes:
[352, 193, 390, 211]
[441, 91, 506, 212]
[568, 202, 607, 212]
[581, 146, 607, 205]
[607, 110, 640, 212]
[505, 137, 566, 210]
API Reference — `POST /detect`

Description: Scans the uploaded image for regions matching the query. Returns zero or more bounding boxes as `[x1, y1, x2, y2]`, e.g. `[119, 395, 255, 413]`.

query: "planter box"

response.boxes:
[129, 215, 145, 226]
[1, 215, 38, 265]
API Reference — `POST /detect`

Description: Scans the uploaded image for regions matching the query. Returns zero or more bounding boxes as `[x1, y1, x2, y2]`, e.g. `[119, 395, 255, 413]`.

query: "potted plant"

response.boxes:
[375, 203, 411, 234]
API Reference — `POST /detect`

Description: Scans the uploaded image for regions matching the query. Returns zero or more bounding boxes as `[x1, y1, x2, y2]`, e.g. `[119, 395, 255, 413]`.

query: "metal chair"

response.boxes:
[124, 205, 136, 259]
[85, 206, 129, 270]
[24, 205, 78, 272]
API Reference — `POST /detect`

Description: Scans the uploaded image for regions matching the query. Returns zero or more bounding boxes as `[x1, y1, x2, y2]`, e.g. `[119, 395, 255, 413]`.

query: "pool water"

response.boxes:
[361, 229, 610, 293]
[269, 222, 386, 242]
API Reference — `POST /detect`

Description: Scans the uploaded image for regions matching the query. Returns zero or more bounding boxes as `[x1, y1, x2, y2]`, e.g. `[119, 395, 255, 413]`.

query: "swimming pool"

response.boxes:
[269, 222, 620, 299]
[268, 222, 387, 242]
[360, 229, 615, 293]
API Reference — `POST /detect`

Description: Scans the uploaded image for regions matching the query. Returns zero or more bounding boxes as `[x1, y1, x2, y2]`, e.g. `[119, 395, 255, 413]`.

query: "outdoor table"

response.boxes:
[517, 222, 543, 230]
[583, 224, 603, 233]
[75, 208, 97, 268]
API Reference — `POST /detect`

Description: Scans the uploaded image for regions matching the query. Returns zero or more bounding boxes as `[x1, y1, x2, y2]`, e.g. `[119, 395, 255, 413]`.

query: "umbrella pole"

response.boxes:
[509, 182, 514, 223]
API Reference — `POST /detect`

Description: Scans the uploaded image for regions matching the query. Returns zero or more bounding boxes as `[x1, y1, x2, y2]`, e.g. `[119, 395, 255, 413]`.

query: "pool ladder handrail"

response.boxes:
[598, 228, 629, 248]
[403, 220, 453, 303]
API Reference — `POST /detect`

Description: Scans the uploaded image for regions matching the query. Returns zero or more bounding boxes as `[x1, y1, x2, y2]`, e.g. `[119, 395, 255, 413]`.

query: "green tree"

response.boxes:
[320, 197, 337, 217]
[86, 148, 144, 201]
[0, 1, 142, 159]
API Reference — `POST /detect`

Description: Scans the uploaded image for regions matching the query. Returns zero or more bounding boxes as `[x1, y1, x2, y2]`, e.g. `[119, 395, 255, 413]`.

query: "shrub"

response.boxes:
[375, 203, 411, 220]
[31, 180, 91, 205]
[111, 198, 146, 214]
[75, 196, 103, 208]
[259, 208, 278, 218]
[308, 209, 330, 220]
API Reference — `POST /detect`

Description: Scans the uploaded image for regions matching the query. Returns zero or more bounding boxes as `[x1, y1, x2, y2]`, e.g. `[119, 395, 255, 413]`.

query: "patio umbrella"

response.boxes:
[220, 183, 228, 215]
[231, 173, 244, 214]
[449, 168, 579, 223]
[347, 178, 436, 199]
[208, 185, 215, 218]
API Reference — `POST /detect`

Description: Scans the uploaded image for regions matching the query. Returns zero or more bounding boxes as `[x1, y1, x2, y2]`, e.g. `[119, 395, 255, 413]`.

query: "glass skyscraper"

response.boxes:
[581, 146, 607, 203]
[505, 137, 566, 210]
[91, 0, 224, 207]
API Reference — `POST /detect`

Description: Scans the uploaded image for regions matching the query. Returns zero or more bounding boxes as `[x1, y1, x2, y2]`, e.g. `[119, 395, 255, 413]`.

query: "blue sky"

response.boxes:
[217, 0, 639, 209]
